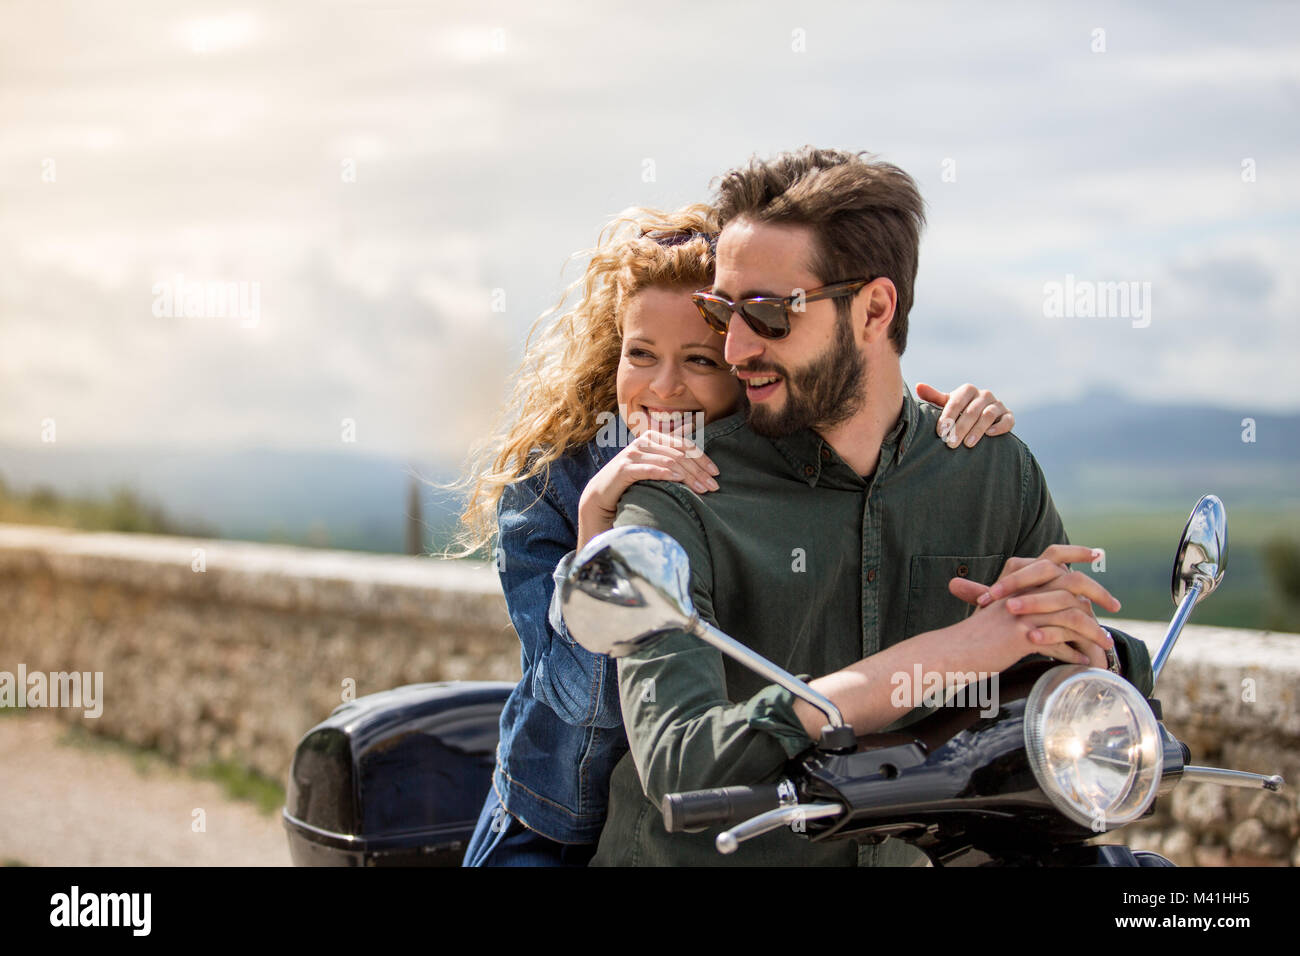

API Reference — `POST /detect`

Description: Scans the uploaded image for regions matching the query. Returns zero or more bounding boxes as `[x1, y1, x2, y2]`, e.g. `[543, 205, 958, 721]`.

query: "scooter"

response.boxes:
[281, 495, 1284, 865]
[558, 494, 1286, 865]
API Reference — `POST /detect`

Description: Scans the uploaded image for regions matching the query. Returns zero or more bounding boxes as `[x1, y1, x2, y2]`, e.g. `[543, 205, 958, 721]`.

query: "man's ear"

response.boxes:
[857, 277, 897, 346]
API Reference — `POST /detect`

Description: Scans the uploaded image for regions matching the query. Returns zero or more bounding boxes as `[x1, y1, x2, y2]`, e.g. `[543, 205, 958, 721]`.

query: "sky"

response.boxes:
[2, 0, 1298, 465]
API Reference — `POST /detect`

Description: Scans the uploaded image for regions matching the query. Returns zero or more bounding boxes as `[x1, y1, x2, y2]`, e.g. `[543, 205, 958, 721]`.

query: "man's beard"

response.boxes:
[740, 310, 868, 439]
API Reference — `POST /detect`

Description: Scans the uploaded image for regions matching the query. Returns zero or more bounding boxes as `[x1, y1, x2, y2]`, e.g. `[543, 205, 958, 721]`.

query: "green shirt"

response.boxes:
[591, 387, 1154, 866]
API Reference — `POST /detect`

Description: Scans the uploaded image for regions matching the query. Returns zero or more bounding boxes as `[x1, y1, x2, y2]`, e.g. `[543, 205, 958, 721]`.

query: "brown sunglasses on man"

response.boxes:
[690, 277, 874, 340]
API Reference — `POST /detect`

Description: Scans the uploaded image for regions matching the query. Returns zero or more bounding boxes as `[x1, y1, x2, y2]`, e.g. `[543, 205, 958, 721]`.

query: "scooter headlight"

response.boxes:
[1023, 665, 1163, 831]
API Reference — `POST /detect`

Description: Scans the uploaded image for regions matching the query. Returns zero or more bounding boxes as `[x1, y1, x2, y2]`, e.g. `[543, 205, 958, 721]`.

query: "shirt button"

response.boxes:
[803, 464, 816, 477]
[819, 446, 830, 461]
[957, 564, 970, 577]
[866, 568, 877, 583]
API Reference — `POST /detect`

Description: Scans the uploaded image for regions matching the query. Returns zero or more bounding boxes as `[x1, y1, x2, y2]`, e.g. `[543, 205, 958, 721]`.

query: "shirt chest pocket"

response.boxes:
[902, 553, 1006, 639]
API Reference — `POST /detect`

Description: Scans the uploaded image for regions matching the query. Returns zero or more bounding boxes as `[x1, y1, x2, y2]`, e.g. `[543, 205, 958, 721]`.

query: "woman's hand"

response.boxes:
[915, 382, 1014, 448]
[576, 431, 719, 551]
[948, 544, 1119, 669]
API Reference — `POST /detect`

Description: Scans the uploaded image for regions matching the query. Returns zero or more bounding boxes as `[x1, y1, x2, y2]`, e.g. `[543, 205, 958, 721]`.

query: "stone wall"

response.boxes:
[0, 523, 520, 783]
[0, 523, 1295, 864]
[1107, 620, 1300, 866]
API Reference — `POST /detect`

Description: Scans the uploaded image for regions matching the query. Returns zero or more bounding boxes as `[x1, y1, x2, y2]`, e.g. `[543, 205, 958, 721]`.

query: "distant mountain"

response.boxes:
[0, 443, 462, 554]
[1, 391, 1295, 553]
[1009, 389, 1299, 513]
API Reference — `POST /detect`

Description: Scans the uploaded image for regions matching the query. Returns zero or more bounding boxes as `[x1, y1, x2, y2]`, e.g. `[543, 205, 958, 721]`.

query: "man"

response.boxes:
[586, 147, 1153, 866]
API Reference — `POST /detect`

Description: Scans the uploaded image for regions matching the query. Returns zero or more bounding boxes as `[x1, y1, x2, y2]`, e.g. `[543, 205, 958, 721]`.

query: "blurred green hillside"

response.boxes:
[1064, 506, 1300, 633]
[0, 475, 215, 538]
[3, 473, 1297, 634]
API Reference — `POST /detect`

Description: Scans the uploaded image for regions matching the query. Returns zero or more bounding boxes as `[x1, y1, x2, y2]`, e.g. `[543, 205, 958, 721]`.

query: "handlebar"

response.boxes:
[661, 782, 789, 833]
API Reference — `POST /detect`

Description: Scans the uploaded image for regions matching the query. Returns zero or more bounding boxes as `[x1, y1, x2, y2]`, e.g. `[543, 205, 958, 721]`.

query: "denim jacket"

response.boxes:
[489, 434, 629, 844]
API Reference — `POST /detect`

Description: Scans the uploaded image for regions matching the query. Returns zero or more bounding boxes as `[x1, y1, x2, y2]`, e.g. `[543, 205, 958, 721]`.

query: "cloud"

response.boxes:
[3, 0, 1299, 467]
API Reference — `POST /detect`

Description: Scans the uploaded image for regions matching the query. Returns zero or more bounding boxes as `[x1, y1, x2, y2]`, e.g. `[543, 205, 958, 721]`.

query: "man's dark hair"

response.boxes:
[713, 146, 926, 355]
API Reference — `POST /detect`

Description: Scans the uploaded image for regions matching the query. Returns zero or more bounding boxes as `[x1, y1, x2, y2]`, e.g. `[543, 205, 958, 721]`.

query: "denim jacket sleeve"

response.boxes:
[497, 468, 624, 729]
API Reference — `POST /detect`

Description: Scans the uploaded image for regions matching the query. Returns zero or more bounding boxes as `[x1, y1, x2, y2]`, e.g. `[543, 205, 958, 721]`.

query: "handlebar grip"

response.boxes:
[661, 784, 784, 833]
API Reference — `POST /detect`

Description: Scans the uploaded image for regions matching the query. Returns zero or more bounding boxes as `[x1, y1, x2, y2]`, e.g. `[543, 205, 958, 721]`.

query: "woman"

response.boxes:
[454, 203, 1015, 866]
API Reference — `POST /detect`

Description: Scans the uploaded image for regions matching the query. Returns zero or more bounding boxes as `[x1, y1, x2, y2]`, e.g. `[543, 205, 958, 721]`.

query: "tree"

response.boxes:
[405, 474, 424, 556]
[1262, 537, 1300, 632]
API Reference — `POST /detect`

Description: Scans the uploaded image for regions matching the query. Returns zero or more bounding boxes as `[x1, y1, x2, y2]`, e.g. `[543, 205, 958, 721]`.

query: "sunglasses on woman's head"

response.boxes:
[642, 229, 718, 254]
[690, 278, 873, 340]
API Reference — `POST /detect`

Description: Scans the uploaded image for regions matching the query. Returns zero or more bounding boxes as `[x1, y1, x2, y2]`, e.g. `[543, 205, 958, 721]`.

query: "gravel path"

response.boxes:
[0, 712, 290, 866]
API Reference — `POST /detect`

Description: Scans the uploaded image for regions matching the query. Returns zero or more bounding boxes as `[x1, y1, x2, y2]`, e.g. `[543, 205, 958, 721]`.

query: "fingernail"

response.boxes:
[977, 592, 992, 607]
[707, 464, 720, 476]
[707, 478, 719, 491]
[988, 584, 1003, 599]
[965, 435, 976, 447]
[1007, 598, 1022, 612]
[1030, 629, 1044, 642]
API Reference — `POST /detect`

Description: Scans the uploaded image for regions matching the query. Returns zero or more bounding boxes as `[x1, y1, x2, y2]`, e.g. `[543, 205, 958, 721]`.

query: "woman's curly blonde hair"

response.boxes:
[451, 202, 720, 556]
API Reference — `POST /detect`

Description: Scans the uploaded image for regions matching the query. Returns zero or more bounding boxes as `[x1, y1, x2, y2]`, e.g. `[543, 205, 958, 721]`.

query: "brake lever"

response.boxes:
[715, 802, 843, 855]
[1181, 767, 1285, 792]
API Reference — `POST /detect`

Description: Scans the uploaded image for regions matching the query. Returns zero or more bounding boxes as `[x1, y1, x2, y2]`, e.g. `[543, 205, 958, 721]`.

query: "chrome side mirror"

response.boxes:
[560, 526, 856, 751]
[1151, 495, 1228, 686]
[559, 526, 695, 659]
[1171, 494, 1228, 606]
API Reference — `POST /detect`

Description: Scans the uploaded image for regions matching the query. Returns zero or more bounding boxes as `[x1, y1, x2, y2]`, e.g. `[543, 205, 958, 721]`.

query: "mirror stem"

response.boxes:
[688, 616, 853, 747]
[1152, 581, 1202, 686]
